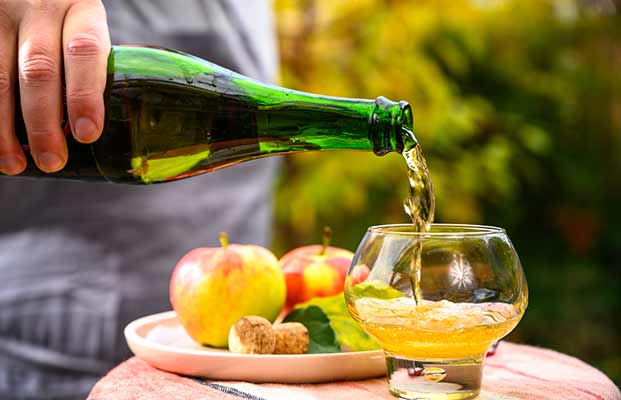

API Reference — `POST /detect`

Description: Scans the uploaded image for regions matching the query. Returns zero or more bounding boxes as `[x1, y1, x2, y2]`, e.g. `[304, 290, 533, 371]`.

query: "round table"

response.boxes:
[87, 342, 620, 400]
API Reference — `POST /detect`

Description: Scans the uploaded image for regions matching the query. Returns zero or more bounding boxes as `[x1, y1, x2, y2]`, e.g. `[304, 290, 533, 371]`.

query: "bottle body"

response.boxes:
[14, 46, 413, 184]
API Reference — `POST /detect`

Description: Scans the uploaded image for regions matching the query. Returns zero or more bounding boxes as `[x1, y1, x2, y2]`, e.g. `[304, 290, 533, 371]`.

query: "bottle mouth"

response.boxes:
[399, 101, 413, 132]
[370, 97, 414, 155]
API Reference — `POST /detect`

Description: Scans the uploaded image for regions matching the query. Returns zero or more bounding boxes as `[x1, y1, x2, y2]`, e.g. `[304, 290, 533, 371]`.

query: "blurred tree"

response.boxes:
[274, 0, 621, 382]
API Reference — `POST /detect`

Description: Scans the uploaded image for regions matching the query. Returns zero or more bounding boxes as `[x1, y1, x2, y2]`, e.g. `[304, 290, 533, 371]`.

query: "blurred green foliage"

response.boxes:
[273, 0, 621, 383]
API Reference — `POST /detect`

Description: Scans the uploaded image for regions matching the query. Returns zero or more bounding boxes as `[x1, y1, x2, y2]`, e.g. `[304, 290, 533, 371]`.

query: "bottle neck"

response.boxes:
[229, 76, 414, 156]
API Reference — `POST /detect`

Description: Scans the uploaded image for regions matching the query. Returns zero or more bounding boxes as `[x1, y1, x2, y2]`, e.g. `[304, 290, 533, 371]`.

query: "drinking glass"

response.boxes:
[345, 224, 528, 400]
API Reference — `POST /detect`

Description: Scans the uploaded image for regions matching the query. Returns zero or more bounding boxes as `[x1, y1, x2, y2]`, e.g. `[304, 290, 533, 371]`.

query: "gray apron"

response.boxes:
[0, 1, 279, 398]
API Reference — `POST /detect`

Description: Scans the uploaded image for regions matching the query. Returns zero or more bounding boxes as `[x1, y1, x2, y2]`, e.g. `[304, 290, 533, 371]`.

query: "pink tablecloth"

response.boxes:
[88, 342, 620, 400]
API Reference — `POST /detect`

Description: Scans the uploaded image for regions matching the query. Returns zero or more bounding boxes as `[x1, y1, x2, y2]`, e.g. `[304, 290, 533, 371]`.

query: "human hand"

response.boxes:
[0, 0, 110, 174]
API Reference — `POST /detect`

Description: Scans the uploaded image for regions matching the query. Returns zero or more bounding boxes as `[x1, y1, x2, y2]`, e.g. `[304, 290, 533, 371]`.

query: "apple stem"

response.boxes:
[219, 232, 229, 249]
[320, 226, 332, 255]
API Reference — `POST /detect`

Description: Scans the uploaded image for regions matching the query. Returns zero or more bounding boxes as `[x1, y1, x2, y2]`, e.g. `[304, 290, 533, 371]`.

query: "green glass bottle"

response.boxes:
[14, 45, 414, 184]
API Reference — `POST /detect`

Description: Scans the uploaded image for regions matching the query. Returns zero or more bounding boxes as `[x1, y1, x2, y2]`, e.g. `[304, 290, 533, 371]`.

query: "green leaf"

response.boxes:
[349, 280, 404, 300]
[298, 294, 381, 352]
[283, 305, 341, 354]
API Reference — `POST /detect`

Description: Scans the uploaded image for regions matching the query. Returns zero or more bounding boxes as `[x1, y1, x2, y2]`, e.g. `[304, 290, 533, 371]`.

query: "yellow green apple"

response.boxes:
[169, 233, 286, 347]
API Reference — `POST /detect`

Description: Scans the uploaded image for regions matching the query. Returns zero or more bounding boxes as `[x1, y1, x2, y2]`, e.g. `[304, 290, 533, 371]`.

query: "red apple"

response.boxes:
[170, 233, 286, 347]
[280, 227, 354, 308]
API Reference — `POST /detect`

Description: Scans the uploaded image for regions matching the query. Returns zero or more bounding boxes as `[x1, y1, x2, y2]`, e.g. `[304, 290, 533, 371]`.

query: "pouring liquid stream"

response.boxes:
[400, 127, 435, 305]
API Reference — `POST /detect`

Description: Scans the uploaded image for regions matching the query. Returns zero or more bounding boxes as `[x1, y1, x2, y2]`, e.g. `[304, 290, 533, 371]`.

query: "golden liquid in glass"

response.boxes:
[349, 297, 523, 360]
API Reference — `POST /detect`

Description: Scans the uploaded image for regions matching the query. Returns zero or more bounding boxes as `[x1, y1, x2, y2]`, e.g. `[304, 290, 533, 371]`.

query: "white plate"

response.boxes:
[124, 311, 387, 383]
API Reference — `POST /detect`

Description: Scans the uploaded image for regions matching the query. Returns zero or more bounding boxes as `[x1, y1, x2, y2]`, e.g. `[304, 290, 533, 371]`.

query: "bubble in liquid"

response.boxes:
[423, 367, 447, 382]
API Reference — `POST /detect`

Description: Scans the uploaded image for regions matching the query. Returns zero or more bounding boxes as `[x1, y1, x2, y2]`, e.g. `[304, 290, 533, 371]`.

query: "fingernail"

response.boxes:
[0, 155, 24, 175]
[37, 152, 64, 172]
[74, 117, 98, 142]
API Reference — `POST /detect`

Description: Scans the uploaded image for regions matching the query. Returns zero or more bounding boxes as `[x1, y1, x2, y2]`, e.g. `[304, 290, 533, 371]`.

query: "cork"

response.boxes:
[273, 322, 309, 354]
[228, 316, 276, 354]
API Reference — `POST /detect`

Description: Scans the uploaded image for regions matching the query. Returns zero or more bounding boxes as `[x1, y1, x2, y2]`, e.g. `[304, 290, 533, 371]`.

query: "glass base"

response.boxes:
[385, 354, 484, 400]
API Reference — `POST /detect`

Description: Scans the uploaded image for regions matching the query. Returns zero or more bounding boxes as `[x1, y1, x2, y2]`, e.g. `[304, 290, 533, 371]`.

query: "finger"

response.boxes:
[0, 15, 26, 175]
[63, 0, 110, 144]
[18, 4, 66, 173]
